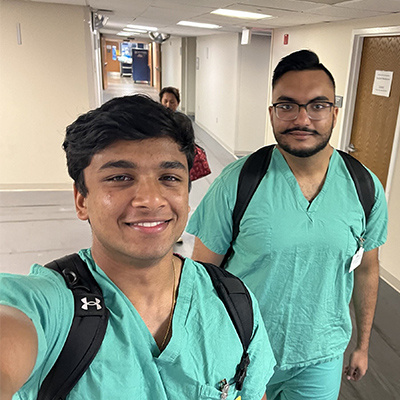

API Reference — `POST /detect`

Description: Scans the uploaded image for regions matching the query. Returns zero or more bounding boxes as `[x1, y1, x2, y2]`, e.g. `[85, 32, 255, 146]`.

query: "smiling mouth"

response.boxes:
[125, 220, 170, 227]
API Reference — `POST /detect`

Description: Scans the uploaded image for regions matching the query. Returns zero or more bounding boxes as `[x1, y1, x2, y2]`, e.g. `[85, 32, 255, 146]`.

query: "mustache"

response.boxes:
[281, 127, 319, 135]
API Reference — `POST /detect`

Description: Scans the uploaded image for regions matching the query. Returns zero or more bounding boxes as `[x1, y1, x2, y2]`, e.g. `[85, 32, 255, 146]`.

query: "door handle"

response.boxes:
[348, 143, 357, 153]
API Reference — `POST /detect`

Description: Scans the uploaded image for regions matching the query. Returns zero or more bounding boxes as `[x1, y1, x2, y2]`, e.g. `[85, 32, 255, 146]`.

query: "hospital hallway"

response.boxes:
[0, 74, 399, 399]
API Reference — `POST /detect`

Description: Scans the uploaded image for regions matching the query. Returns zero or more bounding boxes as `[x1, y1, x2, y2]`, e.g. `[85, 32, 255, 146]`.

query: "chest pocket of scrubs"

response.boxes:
[199, 383, 239, 399]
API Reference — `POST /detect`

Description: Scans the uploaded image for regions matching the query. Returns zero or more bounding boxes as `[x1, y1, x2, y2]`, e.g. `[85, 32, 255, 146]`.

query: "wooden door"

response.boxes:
[348, 36, 400, 188]
[105, 40, 121, 72]
[100, 36, 108, 90]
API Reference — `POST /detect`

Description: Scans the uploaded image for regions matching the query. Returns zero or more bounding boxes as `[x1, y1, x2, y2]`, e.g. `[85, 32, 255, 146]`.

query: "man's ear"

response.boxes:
[74, 184, 89, 221]
[268, 105, 274, 123]
[332, 106, 339, 129]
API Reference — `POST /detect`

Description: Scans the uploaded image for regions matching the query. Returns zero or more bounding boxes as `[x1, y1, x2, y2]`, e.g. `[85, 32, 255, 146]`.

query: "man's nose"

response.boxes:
[294, 106, 311, 125]
[131, 179, 166, 210]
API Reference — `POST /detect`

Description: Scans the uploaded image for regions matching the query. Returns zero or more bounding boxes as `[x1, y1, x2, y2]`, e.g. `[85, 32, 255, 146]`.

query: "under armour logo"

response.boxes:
[81, 297, 102, 310]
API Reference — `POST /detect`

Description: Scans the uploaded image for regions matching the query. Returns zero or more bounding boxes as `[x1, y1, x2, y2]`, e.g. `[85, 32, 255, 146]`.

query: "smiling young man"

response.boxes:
[0, 95, 275, 400]
[187, 50, 388, 399]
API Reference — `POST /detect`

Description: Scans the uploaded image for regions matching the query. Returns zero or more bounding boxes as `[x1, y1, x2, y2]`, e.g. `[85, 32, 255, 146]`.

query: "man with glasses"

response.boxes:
[187, 50, 387, 399]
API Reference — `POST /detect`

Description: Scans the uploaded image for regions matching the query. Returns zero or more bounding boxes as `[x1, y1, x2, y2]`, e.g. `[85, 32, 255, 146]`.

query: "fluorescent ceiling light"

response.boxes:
[126, 24, 158, 31]
[117, 32, 134, 36]
[211, 9, 272, 20]
[177, 21, 221, 29]
[123, 28, 147, 33]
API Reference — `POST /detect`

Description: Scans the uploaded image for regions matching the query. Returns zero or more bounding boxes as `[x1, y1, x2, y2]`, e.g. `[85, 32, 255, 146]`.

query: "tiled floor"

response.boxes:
[1, 74, 399, 399]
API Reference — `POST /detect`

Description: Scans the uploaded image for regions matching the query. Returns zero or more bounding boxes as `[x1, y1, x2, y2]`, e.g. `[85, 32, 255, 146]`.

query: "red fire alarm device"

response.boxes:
[283, 34, 289, 45]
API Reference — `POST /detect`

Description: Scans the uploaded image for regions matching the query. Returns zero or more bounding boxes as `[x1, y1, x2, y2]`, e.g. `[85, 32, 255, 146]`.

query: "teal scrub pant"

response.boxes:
[266, 355, 343, 400]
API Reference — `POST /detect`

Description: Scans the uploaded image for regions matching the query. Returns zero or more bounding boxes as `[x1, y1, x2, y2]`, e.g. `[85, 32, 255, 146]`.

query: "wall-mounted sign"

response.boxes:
[372, 70, 393, 97]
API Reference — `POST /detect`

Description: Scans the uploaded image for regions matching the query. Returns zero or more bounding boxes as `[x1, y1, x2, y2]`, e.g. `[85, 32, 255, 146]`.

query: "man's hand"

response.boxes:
[343, 348, 369, 381]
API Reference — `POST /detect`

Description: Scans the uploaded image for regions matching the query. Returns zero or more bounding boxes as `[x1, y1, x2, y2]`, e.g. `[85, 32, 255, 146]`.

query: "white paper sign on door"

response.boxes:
[372, 70, 393, 97]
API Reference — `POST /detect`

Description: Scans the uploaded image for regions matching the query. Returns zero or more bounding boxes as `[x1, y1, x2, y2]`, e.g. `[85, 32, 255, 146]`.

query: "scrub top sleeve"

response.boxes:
[363, 173, 388, 252]
[187, 174, 237, 255]
[0, 266, 74, 381]
[240, 292, 276, 400]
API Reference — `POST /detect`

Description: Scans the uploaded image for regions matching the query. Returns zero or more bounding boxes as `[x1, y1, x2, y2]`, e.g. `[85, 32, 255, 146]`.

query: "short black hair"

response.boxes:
[159, 86, 180, 103]
[272, 50, 335, 91]
[63, 94, 195, 196]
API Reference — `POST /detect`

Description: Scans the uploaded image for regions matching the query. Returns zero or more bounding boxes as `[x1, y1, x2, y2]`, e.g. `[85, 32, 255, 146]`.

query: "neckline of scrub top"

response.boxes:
[85, 250, 192, 364]
[156, 256, 193, 363]
[274, 148, 338, 214]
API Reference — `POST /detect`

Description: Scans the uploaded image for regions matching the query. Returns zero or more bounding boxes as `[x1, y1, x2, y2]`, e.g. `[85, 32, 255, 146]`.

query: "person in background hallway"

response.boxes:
[160, 86, 180, 112]
[0, 95, 275, 399]
[187, 50, 388, 400]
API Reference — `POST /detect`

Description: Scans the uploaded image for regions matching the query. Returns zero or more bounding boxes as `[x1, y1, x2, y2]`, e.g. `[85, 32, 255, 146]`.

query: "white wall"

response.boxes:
[195, 33, 239, 152]
[268, 14, 400, 289]
[380, 140, 400, 289]
[236, 34, 271, 155]
[161, 37, 182, 92]
[0, 0, 95, 190]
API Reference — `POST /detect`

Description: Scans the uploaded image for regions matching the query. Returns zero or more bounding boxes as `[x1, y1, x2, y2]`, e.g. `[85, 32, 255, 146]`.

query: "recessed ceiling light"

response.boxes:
[126, 24, 158, 31]
[211, 9, 272, 20]
[123, 28, 147, 33]
[177, 21, 221, 29]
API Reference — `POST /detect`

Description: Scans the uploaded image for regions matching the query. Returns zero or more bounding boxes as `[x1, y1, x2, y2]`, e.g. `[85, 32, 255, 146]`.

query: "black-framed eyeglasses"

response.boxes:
[272, 101, 335, 121]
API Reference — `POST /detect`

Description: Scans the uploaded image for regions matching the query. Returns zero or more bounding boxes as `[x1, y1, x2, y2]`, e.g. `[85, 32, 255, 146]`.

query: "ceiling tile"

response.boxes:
[307, 4, 387, 18]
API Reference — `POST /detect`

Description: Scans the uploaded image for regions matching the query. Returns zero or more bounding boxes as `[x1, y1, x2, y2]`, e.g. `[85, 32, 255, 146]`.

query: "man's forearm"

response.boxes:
[352, 248, 379, 350]
[0, 305, 38, 398]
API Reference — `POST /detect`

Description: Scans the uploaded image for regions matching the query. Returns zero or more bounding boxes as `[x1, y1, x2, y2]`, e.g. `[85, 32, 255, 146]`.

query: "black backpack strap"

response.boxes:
[337, 150, 375, 221]
[221, 145, 275, 268]
[38, 254, 109, 400]
[200, 262, 253, 391]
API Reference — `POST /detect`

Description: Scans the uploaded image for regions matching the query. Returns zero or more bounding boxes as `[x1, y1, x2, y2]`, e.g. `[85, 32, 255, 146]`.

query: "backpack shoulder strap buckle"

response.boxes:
[234, 351, 250, 391]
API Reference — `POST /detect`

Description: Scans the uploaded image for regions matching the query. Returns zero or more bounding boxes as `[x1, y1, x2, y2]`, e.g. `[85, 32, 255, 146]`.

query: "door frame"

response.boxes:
[339, 26, 400, 201]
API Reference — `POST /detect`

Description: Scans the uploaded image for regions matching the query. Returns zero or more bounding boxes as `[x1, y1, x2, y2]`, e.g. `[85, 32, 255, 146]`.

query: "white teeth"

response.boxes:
[134, 221, 164, 227]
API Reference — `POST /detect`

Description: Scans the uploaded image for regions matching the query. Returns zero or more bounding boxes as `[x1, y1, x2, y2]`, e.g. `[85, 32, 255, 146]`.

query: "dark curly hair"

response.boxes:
[63, 94, 195, 196]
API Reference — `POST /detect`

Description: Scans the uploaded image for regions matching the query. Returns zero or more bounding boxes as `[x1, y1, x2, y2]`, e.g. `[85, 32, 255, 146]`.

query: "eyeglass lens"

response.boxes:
[275, 102, 333, 121]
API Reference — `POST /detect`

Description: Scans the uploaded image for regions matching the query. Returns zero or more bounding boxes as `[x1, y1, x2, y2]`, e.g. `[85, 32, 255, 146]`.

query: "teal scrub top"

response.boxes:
[0, 249, 275, 400]
[187, 148, 388, 370]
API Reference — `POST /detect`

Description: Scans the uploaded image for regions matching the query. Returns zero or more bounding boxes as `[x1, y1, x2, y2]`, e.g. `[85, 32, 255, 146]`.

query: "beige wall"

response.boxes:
[236, 34, 271, 155]
[0, 0, 95, 189]
[161, 37, 182, 94]
[268, 14, 400, 288]
[195, 33, 239, 152]
[380, 142, 400, 288]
